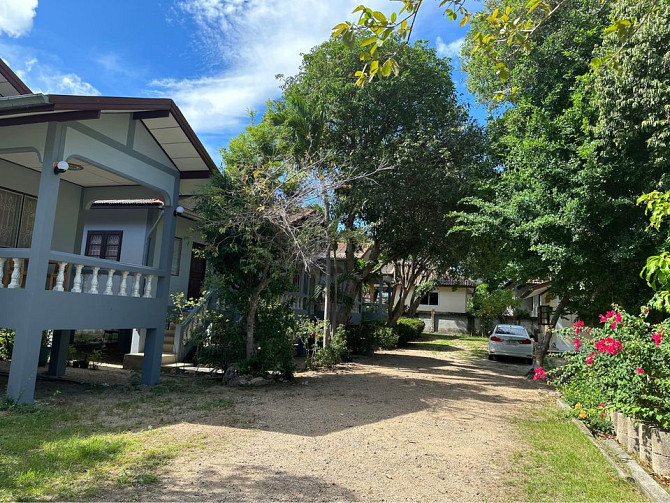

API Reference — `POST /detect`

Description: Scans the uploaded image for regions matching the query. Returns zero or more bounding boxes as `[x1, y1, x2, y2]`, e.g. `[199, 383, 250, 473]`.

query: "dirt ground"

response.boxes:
[2, 335, 550, 501]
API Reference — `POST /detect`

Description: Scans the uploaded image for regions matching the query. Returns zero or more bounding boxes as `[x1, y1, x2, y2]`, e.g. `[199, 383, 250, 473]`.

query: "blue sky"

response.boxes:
[0, 0, 486, 163]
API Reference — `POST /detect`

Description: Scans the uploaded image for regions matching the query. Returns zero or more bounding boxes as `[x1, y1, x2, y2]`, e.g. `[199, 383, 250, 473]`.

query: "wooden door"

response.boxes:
[187, 243, 206, 300]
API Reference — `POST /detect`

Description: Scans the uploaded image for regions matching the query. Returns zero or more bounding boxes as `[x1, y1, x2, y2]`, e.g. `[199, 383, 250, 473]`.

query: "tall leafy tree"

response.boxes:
[453, 0, 669, 366]
[279, 36, 486, 326]
[197, 119, 325, 358]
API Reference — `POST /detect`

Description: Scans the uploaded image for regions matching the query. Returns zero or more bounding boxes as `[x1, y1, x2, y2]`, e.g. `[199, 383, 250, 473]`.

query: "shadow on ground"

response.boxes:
[0, 338, 538, 440]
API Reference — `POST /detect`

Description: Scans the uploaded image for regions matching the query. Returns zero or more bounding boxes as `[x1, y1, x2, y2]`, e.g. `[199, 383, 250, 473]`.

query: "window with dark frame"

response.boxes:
[420, 291, 439, 306]
[0, 187, 37, 248]
[538, 305, 553, 326]
[85, 231, 123, 261]
[171, 238, 182, 276]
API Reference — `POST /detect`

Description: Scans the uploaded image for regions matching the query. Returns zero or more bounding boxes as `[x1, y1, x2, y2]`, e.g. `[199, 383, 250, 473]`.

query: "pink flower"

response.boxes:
[573, 320, 585, 335]
[594, 337, 622, 355]
[600, 412, 606, 418]
[533, 367, 548, 380]
[574, 338, 581, 351]
[652, 332, 663, 347]
[636, 368, 644, 374]
[644, 308, 650, 315]
[599, 310, 622, 328]
[586, 352, 595, 365]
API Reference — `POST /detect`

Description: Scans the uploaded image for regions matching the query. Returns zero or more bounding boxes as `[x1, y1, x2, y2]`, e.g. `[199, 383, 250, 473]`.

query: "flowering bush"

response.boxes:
[552, 307, 670, 430]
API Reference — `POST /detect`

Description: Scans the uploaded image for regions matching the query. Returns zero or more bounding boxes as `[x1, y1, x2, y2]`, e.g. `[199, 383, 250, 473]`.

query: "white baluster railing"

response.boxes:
[103, 269, 115, 295]
[8, 258, 23, 289]
[53, 261, 68, 292]
[143, 275, 154, 298]
[11, 252, 166, 300]
[71, 264, 84, 293]
[89, 267, 100, 294]
[119, 271, 129, 296]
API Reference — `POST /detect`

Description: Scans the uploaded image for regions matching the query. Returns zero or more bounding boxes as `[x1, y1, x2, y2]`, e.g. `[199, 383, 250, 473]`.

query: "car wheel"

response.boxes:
[488, 354, 495, 361]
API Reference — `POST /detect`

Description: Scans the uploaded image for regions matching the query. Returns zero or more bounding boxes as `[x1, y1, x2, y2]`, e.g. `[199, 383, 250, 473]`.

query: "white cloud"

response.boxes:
[0, 0, 38, 38]
[435, 36, 464, 59]
[1, 46, 100, 96]
[155, 0, 391, 135]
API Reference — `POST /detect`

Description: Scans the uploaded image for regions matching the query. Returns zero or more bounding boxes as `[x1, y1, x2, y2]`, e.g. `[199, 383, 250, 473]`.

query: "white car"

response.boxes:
[488, 324, 534, 363]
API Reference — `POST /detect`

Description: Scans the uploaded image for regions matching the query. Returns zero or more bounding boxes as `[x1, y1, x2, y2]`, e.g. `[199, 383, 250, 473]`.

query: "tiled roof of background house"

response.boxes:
[436, 274, 478, 287]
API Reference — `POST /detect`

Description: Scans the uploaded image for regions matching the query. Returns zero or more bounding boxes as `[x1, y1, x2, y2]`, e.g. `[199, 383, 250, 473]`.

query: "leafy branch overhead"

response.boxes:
[332, 0, 657, 98]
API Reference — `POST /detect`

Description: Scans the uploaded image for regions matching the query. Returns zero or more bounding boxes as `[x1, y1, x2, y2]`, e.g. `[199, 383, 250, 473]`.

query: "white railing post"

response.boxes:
[103, 269, 115, 295]
[119, 271, 129, 296]
[8, 258, 22, 289]
[132, 273, 142, 298]
[53, 261, 68, 292]
[88, 267, 100, 294]
[143, 275, 154, 298]
[0, 258, 5, 288]
[71, 264, 84, 293]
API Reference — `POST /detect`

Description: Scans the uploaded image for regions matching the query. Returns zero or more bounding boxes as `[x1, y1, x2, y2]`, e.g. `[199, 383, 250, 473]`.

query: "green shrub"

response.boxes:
[194, 310, 246, 371]
[242, 300, 296, 379]
[344, 321, 380, 355]
[550, 307, 670, 430]
[375, 326, 399, 350]
[396, 317, 425, 344]
[307, 326, 348, 369]
[0, 329, 14, 361]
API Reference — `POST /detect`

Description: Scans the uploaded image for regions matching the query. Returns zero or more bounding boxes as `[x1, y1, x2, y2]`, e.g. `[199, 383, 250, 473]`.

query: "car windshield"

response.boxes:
[495, 327, 527, 336]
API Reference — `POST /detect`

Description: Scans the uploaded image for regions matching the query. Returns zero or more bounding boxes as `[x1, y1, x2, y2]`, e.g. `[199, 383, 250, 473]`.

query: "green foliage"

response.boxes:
[396, 317, 425, 344]
[552, 308, 670, 429]
[454, 0, 669, 325]
[194, 309, 246, 372]
[168, 292, 209, 324]
[0, 328, 14, 361]
[639, 190, 670, 312]
[280, 36, 487, 325]
[467, 284, 520, 332]
[307, 325, 348, 369]
[374, 326, 400, 350]
[239, 300, 296, 379]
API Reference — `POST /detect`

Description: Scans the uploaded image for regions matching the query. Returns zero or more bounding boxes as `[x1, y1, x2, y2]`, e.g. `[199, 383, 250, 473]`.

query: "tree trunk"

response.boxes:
[534, 294, 569, 368]
[323, 187, 331, 348]
[245, 264, 271, 359]
[332, 240, 339, 334]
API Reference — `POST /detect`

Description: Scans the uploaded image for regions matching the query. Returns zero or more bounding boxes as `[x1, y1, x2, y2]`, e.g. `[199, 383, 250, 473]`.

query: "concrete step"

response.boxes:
[123, 352, 177, 370]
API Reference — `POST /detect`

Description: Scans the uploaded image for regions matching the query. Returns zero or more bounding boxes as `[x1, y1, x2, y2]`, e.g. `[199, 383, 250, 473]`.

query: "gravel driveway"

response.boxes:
[135, 335, 548, 502]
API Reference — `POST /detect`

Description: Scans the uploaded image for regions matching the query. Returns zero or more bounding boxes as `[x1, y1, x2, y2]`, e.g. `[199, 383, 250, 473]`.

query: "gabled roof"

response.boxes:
[0, 59, 32, 97]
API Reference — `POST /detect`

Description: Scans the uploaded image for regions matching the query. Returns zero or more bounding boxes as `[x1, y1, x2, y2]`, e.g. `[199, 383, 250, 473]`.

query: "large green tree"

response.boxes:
[197, 119, 325, 358]
[453, 0, 669, 366]
[279, 36, 486, 327]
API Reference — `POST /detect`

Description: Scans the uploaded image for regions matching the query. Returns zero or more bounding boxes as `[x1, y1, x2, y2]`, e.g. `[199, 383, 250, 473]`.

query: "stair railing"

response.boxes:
[173, 291, 215, 362]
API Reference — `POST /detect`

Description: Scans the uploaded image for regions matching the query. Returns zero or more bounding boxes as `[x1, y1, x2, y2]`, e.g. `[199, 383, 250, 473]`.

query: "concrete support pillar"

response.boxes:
[48, 330, 72, 377]
[141, 176, 179, 386]
[7, 123, 65, 404]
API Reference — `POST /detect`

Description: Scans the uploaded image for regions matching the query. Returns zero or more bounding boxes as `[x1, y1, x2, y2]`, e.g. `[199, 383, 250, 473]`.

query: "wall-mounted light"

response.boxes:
[53, 161, 69, 175]
[173, 206, 184, 217]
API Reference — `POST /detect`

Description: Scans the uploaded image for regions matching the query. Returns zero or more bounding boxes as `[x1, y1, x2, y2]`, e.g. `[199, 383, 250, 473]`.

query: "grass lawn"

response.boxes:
[414, 332, 489, 359]
[508, 403, 645, 502]
[0, 377, 234, 501]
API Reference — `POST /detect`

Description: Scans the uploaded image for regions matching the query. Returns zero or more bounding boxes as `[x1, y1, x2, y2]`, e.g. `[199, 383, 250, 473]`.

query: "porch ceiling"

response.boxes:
[0, 94, 217, 177]
[0, 151, 137, 187]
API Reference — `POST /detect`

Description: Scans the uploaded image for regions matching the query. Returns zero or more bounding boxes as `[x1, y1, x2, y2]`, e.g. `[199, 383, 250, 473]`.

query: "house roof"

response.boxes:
[0, 59, 32, 97]
[516, 281, 552, 299]
[436, 274, 478, 288]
